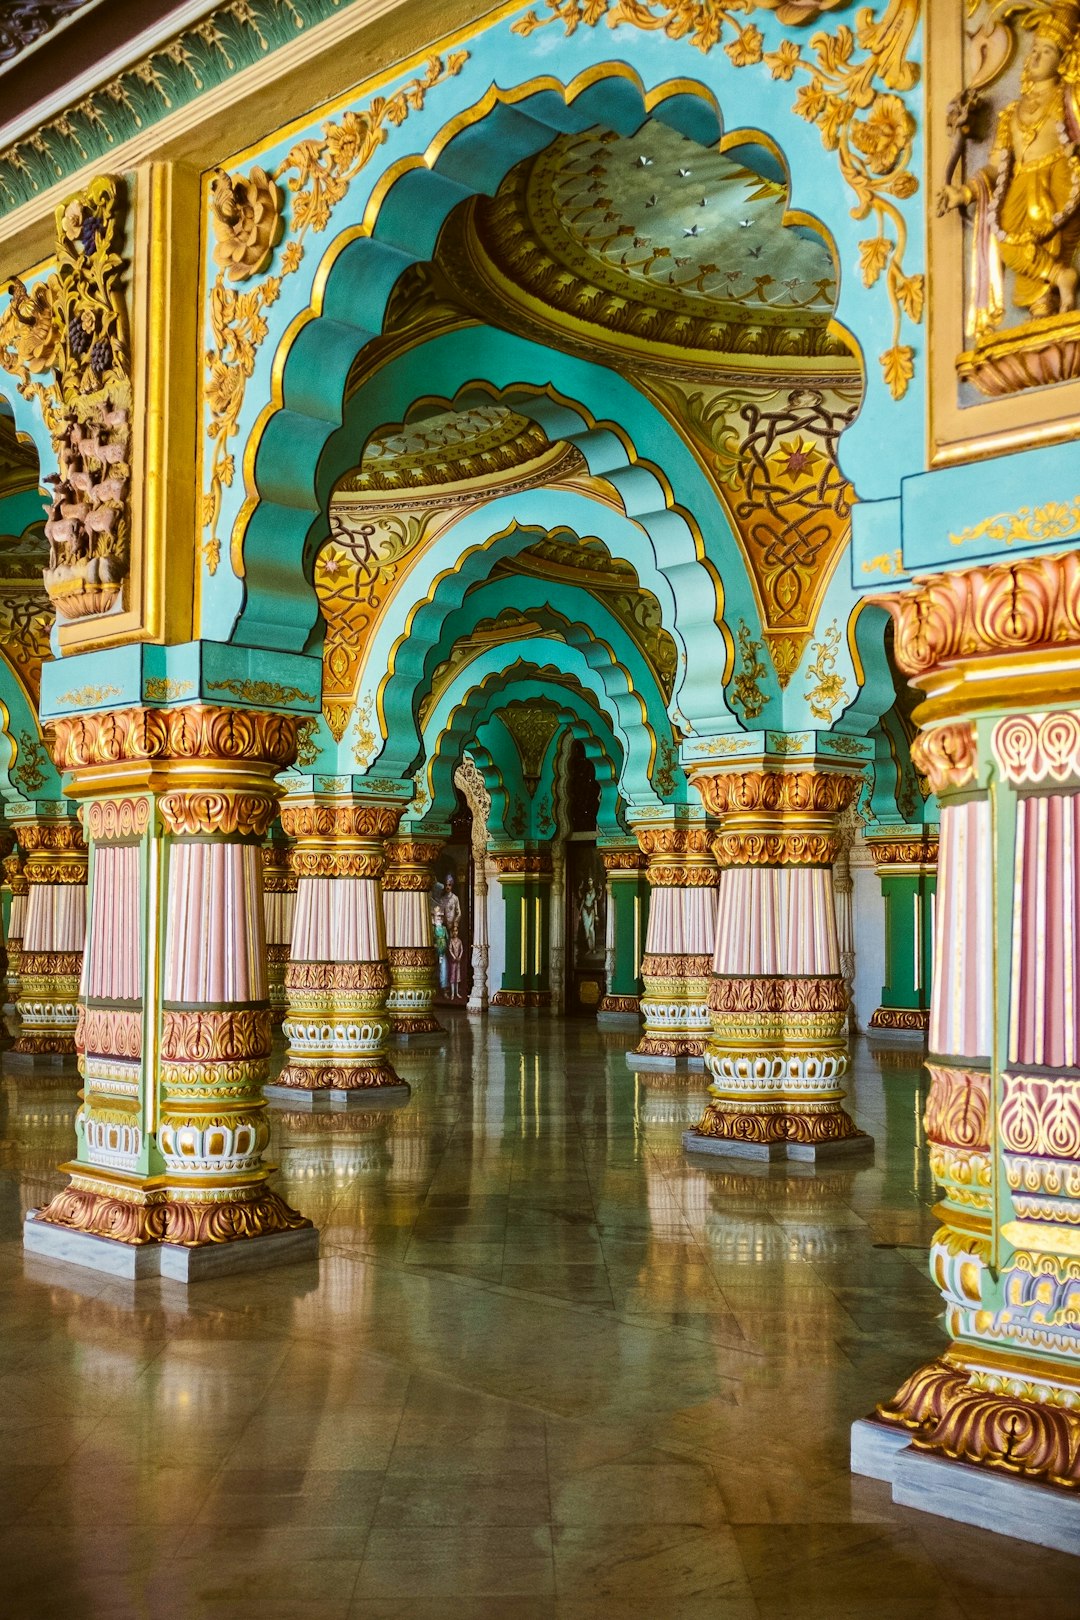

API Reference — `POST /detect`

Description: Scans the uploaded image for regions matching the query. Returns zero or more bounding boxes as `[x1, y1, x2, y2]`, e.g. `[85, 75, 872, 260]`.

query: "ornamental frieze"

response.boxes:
[279, 801, 403, 842]
[51, 705, 301, 771]
[865, 837, 939, 867]
[711, 830, 838, 868]
[160, 1007, 272, 1063]
[158, 790, 278, 839]
[924, 1064, 991, 1154]
[709, 975, 847, 1014]
[284, 961, 391, 993]
[694, 768, 862, 817]
[84, 797, 151, 843]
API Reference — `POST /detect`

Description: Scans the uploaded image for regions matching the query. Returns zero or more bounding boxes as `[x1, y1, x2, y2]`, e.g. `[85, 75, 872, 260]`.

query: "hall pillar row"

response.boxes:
[274, 797, 408, 1105]
[628, 819, 718, 1068]
[490, 850, 553, 1010]
[865, 830, 938, 1035]
[597, 845, 649, 1027]
[262, 827, 296, 1031]
[10, 807, 87, 1058]
[22, 704, 316, 1278]
[684, 768, 870, 1157]
[383, 838, 445, 1037]
[850, 558, 1080, 1550]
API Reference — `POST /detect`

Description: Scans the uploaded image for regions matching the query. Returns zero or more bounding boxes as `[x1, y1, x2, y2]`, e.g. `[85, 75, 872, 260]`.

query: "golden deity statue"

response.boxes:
[940, 2, 1080, 335]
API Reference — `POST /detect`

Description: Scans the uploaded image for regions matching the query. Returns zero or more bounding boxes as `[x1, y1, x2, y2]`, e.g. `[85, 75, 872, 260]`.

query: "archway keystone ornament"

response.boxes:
[271, 797, 409, 1105]
[684, 766, 871, 1158]
[22, 704, 317, 1280]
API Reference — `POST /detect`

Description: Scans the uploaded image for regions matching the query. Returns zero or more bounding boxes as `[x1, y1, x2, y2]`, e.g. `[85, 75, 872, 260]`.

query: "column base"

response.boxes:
[9, 1035, 77, 1058]
[683, 1128, 872, 1162]
[389, 1015, 447, 1039]
[24, 1211, 319, 1280]
[869, 1007, 930, 1036]
[490, 991, 551, 1011]
[851, 1418, 1080, 1557]
[264, 1082, 410, 1110]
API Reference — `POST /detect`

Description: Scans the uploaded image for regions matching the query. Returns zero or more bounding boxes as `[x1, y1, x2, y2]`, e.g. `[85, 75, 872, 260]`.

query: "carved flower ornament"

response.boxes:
[755, 0, 850, 23]
[209, 166, 283, 282]
[850, 92, 916, 177]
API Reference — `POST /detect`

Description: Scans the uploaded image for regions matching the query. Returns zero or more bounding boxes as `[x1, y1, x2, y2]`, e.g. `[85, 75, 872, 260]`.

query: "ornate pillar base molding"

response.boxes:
[25, 1166, 317, 1278]
[598, 992, 641, 1028]
[386, 945, 445, 1037]
[275, 958, 407, 1098]
[490, 989, 552, 1011]
[630, 948, 712, 1066]
[851, 1347, 1080, 1555]
[868, 1005, 930, 1034]
[627, 821, 717, 1065]
[383, 840, 446, 1038]
[11, 813, 87, 1057]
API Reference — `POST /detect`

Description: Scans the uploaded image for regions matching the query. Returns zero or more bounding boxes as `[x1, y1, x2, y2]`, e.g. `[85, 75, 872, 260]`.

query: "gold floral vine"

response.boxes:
[510, 0, 922, 398]
[201, 51, 468, 574]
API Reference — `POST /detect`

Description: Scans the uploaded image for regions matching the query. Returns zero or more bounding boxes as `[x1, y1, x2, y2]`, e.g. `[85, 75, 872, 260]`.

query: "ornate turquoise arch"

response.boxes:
[206, 19, 924, 683]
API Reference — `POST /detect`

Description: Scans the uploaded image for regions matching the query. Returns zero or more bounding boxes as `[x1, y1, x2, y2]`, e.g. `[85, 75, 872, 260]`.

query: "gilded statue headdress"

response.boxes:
[1027, 0, 1080, 77]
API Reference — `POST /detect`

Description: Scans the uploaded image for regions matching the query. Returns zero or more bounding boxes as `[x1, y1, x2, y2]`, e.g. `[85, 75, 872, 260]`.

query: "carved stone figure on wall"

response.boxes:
[940, 2, 1080, 394]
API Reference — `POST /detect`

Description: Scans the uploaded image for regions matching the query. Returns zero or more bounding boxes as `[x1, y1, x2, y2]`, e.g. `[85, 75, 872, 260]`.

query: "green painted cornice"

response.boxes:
[0, 0, 349, 215]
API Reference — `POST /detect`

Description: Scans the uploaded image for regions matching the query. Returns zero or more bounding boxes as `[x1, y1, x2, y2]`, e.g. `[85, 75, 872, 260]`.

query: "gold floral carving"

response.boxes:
[16, 819, 86, 854]
[493, 852, 554, 876]
[160, 1007, 271, 1062]
[876, 1357, 1080, 1490]
[732, 621, 768, 721]
[695, 1101, 863, 1144]
[78, 1006, 142, 1059]
[12, 1033, 76, 1055]
[2, 851, 26, 895]
[868, 1006, 930, 1031]
[20, 950, 82, 976]
[51, 704, 301, 771]
[804, 619, 849, 722]
[201, 51, 468, 574]
[709, 974, 847, 1014]
[694, 768, 861, 816]
[286, 961, 390, 992]
[635, 1035, 707, 1057]
[950, 496, 1080, 552]
[158, 789, 278, 838]
[635, 824, 714, 859]
[383, 839, 442, 892]
[143, 677, 196, 702]
[35, 1182, 310, 1246]
[601, 848, 648, 872]
[387, 946, 438, 970]
[279, 800, 402, 842]
[910, 723, 978, 797]
[23, 860, 88, 886]
[210, 166, 283, 281]
[993, 711, 1080, 787]
[878, 553, 1080, 680]
[274, 1062, 400, 1090]
[1, 177, 132, 621]
[510, 0, 922, 398]
[85, 796, 151, 842]
[12, 729, 50, 797]
[600, 993, 641, 1014]
[712, 830, 838, 867]
[290, 850, 385, 879]
[501, 701, 562, 793]
[866, 836, 939, 867]
[924, 1064, 990, 1153]
[642, 952, 713, 981]
[1001, 1072, 1080, 1162]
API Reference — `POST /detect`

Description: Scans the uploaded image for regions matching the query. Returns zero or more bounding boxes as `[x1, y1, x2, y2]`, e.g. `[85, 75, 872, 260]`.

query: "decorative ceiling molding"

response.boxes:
[335, 405, 553, 495]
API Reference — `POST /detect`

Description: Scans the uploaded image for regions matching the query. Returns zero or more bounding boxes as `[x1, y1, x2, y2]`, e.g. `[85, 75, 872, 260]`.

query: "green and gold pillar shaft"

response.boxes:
[629, 820, 717, 1063]
[277, 797, 406, 1094]
[11, 808, 87, 1057]
[25, 704, 312, 1257]
[490, 849, 552, 1009]
[383, 838, 445, 1036]
[598, 845, 649, 1021]
[866, 831, 937, 1033]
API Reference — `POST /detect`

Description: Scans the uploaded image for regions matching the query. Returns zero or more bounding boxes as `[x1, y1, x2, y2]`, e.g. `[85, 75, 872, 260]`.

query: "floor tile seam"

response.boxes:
[345, 1370, 413, 1605]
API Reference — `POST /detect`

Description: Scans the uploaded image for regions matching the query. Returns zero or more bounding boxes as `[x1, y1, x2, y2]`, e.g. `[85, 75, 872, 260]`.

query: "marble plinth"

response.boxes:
[24, 1213, 320, 1280]
[683, 1130, 874, 1162]
[852, 1419, 1080, 1556]
[626, 1052, 705, 1072]
[264, 1083, 411, 1110]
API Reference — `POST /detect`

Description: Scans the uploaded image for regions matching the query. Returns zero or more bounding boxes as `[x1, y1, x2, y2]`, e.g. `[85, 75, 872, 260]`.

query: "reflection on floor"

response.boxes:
[0, 1016, 1076, 1617]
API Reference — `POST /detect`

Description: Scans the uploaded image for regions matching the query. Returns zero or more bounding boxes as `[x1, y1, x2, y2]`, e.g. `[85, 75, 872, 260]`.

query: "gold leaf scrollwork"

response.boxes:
[508, 0, 921, 398]
[732, 620, 768, 721]
[803, 618, 850, 723]
[201, 51, 469, 575]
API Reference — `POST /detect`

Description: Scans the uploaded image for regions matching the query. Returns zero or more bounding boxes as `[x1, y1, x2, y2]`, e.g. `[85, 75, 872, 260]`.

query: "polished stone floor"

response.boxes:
[0, 1017, 1076, 1618]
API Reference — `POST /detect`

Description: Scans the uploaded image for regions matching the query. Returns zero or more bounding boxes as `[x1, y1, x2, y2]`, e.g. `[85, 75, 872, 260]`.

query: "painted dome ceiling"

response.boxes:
[440, 121, 856, 376]
[334, 405, 565, 497]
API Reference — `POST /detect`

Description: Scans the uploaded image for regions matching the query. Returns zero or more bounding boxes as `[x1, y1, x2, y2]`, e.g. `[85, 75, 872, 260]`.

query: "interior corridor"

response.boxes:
[1, 1018, 1075, 1617]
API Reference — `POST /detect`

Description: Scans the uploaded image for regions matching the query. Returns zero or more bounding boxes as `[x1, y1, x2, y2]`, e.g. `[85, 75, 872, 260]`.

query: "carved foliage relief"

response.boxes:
[0, 176, 131, 623]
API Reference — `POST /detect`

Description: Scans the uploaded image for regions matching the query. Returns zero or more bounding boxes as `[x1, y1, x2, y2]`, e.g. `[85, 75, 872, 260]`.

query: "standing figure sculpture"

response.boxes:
[940, 4, 1080, 334]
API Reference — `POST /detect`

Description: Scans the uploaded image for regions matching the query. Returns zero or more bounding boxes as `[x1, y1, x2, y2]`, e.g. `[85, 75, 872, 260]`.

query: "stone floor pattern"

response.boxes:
[0, 1016, 1076, 1617]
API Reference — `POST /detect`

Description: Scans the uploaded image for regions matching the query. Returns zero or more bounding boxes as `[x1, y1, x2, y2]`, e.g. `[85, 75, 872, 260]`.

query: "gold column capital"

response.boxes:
[280, 794, 403, 879]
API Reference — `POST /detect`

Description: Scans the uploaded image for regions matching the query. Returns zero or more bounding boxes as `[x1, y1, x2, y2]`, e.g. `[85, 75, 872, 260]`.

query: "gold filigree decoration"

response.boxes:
[201, 51, 468, 574]
[209, 166, 283, 281]
[861, 548, 904, 576]
[509, 0, 922, 398]
[804, 618, 849, 722]
[317, 510, 431, 711]
[1, 176, 132, 621]
[143, 677, 196, 702]
[731, 620, 768, 720]
[205, 677, 317, 705]
[352, 694, 377, 769]
[11, 728, 49, 796]
[950, 496, 1080, 551]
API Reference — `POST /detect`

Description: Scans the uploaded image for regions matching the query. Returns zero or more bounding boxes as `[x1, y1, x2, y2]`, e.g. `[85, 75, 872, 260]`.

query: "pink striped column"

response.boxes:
[11, 812, 87, 1057]
[275, 798, 407, 1103]
[629, 821, 718, 1066]
[684, 769, 868, 1158]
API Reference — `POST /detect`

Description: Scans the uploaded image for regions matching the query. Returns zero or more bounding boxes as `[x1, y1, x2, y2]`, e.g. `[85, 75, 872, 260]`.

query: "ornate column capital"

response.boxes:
[633, 822, 718, 888]
[280, 796, 403, 878]
[692, 767, 862, 868]
[10, 812, 87, 884]
[601, 846, 648, 874]
[383, 838, 443, 890]
[262, 833, 297, 894]
[864, 832, 939, 873]
[492, 850, 553, 879]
